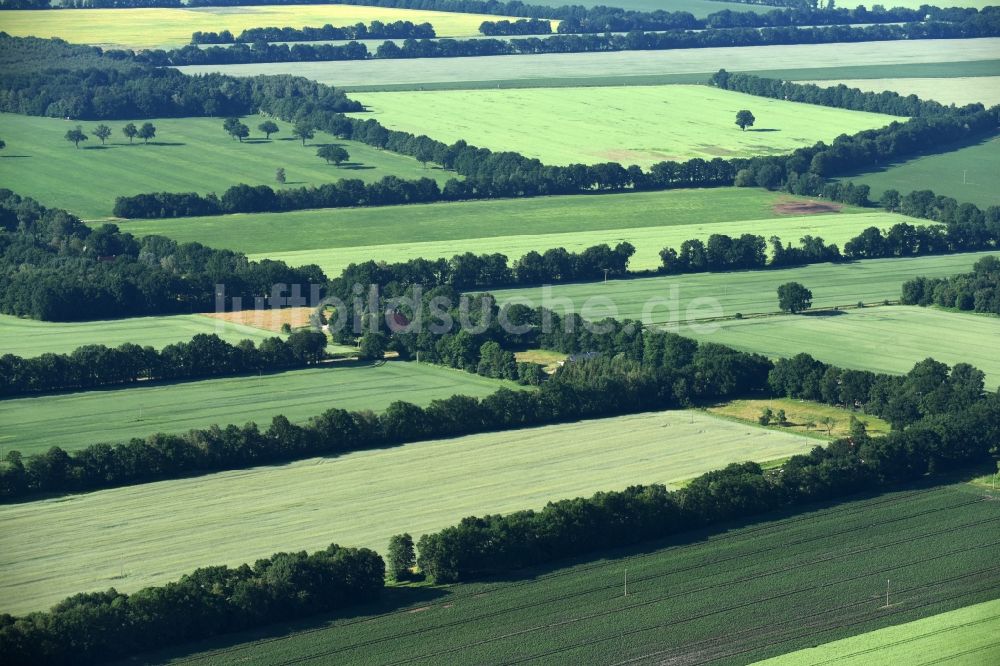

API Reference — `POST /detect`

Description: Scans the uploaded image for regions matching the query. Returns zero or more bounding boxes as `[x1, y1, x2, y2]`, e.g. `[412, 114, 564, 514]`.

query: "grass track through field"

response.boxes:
[139, 482, 1000, 666]
[0, 113, 447, 219]
[0, 361, 515, 454]
[0, 410, 816, 614]
[351, 85, 896, 167]
[175, 38, 1000, 88]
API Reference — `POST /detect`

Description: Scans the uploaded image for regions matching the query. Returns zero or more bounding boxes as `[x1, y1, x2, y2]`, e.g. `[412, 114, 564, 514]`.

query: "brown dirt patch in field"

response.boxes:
[772, 199, 843, 215]
[202, 306, 314, 333]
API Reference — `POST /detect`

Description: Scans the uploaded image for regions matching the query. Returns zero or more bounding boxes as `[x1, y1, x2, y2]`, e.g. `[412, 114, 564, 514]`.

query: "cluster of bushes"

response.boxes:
[191, 19, 435, 44]
[0, 315, 773, 500]
[0, 191, 326, 321]
[0, 544, 384, 666]
[769, 353, 987, 429]
[902, 255, 1000, 315]
[0, 330, 327, 398]
[479, 18, 552, 36]
[415, 387, 999, 581]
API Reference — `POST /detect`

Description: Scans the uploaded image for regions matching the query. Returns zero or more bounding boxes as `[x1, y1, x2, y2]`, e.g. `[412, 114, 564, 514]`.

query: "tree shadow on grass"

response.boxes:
[748, 128, 780, 132]
[121, 141, 186, 147]
[83, 145, 112, 150]
[339, 162, 374, 171]
[243, 138, 272, 144]
[0, 155, 31, 158]
[802, 309, 847, 317]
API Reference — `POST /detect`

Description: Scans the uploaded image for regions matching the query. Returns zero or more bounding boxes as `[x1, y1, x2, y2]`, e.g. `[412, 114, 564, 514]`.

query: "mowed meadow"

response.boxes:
[121, 187, 903, 274]
[0, 410, 817, 614]
[0, 361, 517, 455]
[0, 4, 531, 49]
[0, 113, 448, 219]
[176, 38, 1000, 88]
[683, 306, 1000, 389]
[351, 85, 898, 166]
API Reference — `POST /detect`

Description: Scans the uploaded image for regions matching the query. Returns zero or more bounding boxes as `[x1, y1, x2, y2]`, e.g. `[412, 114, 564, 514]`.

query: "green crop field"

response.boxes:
[0, 361, 516, 455]
[126, 481, 1000, 665]
[836, 135, 1000, 211]
[351, 85, 896, 167]
[0, 5, 528, 49]
[176, 38, 1000, 88]
[756, 598, 1000, 666]
[683, 306, 1000, 389]
[256, 211, 907, 275]
[797, 76, 1000, 107]
[0, 313, 280, 357]
[0, 410, 817, 614]
[0, 113, 451, 220]
[120, 188, 820, 252]
[489, 251, 1000, 323]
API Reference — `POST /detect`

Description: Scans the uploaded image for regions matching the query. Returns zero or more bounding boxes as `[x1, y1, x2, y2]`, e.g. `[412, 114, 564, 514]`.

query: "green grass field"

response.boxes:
[706, 397, 892, 440]
[798, 76, 1000, 107]
[756, 598, 1000, 666]
[489, 251, 1000, 322]
[126, 480, 1000, 665]
[0, 361, 516, 455]
[0, 313, 281, 357]
[0, 113, 450, 219]
[255, 210, 907, 275]
[836, 135, 1000, 211]
[351, 85, 896, 167]
[177, 38, 1000, 89]
[683, 306, 1000, 389]
[0, 410, 817, 615]
[0, 5, 526, 49]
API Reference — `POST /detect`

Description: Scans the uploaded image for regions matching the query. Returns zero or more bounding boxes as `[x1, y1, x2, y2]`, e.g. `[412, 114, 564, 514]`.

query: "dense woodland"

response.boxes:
[0, 544, 385, 666]
[902, 255, 1000, 315]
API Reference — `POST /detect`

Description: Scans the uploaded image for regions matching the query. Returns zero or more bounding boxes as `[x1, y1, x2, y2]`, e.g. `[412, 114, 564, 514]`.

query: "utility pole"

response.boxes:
[603, 268, 610, 283]
[884, 579, 890, 608]
[624, 566, 628, 597]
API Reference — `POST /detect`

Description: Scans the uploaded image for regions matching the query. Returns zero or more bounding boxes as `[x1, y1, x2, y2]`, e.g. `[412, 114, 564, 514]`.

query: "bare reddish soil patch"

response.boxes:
[202, 306, 314, 333]
[773, 199, 843, 215]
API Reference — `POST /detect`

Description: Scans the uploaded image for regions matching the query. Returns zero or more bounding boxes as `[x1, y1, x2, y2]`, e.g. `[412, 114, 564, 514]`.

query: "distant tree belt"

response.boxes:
[146, 15, 1000, 66]
[0, 330, 329, 398]
[415, 385, 1000, 582]
[0, 0, 181, 7]
[0, 544, 385, 666]
[191, 20, 436, 45]
[902, 255, 1000, 315]
[0, 190, 327, 321]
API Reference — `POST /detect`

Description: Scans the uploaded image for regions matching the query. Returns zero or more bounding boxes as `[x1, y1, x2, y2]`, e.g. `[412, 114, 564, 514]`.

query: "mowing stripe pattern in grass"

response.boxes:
[0, 361, 517, 455]
[0, 410, 816, 614]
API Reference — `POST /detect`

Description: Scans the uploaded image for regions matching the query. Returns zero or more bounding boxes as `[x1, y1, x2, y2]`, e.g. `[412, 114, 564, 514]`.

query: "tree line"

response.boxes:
[0, 544, 384, 666]
[191, 19, 435, 44]
[138, 14, 1000, 67]
[414, 383, 999, 582]
[0, 330, 327, 398]
[0, 190, 326, 321]
[902, 255, 1000, 315]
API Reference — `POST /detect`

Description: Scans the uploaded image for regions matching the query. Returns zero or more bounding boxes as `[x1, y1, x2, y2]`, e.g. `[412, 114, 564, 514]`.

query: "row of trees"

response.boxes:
[0, 330, 328, 398]
[901, 255, 1000, 315]
[414, 385, 999, 582]
[479, 18, 552, 35]
[191, 20, 435, 44]
[0, 544, 384, 666]
[143, 16, 1000, 67]
[64, 122, 155, 147]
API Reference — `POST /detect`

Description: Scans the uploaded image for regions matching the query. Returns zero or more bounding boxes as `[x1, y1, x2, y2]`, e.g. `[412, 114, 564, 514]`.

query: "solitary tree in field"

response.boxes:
[231, 122, 250, 143]
[259, 120, 279, 139]
[317, 144, 349, 166]
[92, 124, 112, 145]
[0, 138, 5, 150]
[292, 122, 314, 146]
[820, 416, 836, 437]
[758, 407, 773, 426]
[275, 167, 286, 184]
[122, 122, 138, 144]
[65, 126, 88, 148]
[137, 122, 156, 144]
[222, 117, 240, 138]
[387, 533, 415, 580]
[777, 282, 813, 314]
[735, 109, 756, 131]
